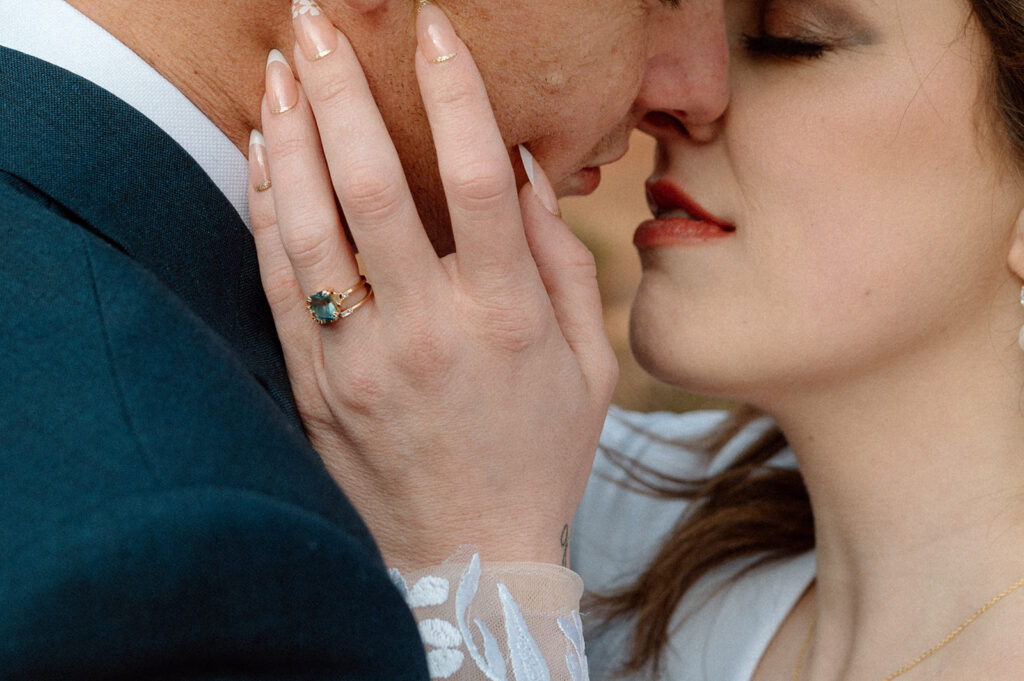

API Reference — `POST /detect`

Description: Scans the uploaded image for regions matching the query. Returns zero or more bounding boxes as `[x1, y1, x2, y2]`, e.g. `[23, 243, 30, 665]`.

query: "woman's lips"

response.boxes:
[633, 218, 733, 248]
[634, 179, 735, 248]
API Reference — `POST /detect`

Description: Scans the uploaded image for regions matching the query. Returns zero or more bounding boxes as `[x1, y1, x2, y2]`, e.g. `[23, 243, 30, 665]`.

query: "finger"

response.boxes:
[247, 130, 322, 385]
[519, 176, 618, 396]
[261, 50, 365, 310]
[289, 25, 443, 306]
[414, 3, 536, 284]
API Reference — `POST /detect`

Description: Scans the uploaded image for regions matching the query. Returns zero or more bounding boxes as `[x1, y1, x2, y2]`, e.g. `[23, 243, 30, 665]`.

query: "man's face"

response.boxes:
[352, 0, 729, 254]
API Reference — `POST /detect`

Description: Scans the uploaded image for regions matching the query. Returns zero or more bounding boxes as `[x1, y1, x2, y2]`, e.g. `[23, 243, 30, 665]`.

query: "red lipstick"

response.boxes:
[634, 179, 735, 249]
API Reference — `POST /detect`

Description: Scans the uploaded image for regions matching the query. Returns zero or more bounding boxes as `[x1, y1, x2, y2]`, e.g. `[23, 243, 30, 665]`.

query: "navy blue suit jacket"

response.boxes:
[0, 47, 429, 680]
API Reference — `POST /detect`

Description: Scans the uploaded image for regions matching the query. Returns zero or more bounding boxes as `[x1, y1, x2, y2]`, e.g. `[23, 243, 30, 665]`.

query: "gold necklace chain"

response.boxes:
[792, 575, 1024, 681]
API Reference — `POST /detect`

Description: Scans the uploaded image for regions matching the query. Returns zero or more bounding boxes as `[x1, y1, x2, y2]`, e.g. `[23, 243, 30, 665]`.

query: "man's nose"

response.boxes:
[634, 0, 729, 141]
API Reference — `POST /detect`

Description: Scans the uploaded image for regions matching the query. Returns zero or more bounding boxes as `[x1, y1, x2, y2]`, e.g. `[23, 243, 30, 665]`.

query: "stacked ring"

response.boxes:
[305, 276, 374, 325]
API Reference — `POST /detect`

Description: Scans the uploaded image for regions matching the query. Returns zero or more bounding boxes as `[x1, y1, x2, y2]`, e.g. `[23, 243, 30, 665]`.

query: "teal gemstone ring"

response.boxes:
[305, 276, 374, 325]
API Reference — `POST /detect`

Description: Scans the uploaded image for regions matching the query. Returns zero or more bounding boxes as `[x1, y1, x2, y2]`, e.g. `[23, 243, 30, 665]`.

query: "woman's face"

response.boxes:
[630, 0, 1024, 404]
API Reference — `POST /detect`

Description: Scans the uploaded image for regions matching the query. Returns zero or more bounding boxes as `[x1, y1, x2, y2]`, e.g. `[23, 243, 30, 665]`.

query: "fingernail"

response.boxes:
[266, 49, 298, 114]
[518, 145, 560, 216]
[250, 130, 272, 192]
[292, 0, 337, 61]
[416, 2, 458, 65]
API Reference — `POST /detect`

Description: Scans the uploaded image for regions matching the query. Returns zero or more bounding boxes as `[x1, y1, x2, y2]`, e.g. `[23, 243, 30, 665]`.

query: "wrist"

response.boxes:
[379, 518, 575, 569]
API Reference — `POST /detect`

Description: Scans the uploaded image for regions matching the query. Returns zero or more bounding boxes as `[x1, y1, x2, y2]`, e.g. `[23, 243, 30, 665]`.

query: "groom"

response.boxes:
[0, 0, 726, 678]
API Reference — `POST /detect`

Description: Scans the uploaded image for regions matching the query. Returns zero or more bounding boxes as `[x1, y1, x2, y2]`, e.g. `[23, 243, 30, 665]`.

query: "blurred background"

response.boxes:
[560, 131, 736, 415]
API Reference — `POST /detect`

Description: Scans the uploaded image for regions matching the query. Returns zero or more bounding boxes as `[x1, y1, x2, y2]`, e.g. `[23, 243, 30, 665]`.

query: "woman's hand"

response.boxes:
[247, 2, 617, 568]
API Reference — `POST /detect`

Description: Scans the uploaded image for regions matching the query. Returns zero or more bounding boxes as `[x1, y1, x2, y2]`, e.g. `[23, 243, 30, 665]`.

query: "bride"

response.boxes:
[248, 0, 1024, 679]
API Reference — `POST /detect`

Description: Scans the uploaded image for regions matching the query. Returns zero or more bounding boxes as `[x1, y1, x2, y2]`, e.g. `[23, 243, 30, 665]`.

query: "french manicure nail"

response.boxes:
[266, 49, 298, 114]
[250, 130, 272, 192]
[416, 3, 458, 64]
[518, 145, 561, 216]
[292, 0, 338, 61]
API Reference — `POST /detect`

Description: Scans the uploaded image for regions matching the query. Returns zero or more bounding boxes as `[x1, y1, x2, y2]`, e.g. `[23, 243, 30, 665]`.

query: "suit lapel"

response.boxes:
[0, 46, 298, 422]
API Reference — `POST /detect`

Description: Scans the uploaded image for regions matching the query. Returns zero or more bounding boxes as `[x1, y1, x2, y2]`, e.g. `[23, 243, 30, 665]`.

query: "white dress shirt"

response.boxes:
[0, 0, 251, 228]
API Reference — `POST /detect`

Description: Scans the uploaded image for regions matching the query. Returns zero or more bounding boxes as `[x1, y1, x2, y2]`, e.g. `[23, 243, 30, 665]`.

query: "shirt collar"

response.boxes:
[0, 0, 251, 229]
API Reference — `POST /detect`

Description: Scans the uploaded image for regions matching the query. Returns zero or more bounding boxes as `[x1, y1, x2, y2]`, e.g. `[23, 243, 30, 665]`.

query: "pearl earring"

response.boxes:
[1019, 286, 1024, 351]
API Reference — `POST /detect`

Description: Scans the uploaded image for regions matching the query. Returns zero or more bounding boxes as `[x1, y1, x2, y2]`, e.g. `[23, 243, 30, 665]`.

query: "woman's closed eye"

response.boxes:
[742, 0, 878, 61]
[742, 32, 831, 60]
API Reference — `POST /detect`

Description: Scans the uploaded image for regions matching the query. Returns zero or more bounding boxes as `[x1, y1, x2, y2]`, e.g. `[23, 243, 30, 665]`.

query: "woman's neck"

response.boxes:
[765, 324, 1024, 680]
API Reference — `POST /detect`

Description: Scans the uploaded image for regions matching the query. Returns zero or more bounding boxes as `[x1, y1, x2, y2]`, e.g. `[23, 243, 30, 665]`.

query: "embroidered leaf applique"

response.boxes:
[499, 583, 551, 681]
[420, 618, 462, 648]
[395, 553, 588, 680]
[557, 611, 590, 681]
[409, 575, 451, 608]
[427, 648, 466, 679]
[456, 554, 508, 681]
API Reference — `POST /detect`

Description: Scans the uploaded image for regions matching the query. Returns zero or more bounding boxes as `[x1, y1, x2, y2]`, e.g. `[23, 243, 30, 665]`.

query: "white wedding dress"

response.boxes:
[391, 406, 815, 681]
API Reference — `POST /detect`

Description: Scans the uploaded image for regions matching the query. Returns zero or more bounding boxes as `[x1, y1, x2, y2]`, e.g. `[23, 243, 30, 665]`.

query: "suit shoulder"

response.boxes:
[0, 168, 375, 557]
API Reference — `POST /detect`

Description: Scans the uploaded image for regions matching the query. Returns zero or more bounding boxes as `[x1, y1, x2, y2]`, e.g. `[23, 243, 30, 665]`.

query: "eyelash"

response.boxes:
[742, 33, 831, 59]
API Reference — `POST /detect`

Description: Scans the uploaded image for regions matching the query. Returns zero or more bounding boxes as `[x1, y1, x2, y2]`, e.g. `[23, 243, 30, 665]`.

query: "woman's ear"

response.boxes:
[1008, 209, 1024, 282]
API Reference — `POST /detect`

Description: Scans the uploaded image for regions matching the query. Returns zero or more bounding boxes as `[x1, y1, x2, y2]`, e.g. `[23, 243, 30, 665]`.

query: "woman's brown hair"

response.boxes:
[593, 1, 1024, 673]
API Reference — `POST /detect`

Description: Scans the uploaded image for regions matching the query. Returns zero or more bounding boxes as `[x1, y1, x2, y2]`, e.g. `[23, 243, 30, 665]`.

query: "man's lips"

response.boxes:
[568, 167, 602, 196]
[556, 166, 603, 197]
[559, 145, 630, 197]
[634, 179, 735, 248]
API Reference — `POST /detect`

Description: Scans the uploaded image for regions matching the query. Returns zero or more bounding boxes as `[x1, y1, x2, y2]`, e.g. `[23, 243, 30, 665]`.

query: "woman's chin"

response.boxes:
[629, 315, 738, 401]
[627, 268, 759, 398]
[627, 295, 791, 406]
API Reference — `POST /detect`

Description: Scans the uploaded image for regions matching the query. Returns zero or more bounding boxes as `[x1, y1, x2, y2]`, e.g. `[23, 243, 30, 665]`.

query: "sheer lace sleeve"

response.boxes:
[389, 550, 589, 681]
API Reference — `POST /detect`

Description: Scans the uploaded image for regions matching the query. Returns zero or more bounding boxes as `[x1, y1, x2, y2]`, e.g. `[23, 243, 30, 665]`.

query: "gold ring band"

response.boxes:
[334, 287, 374, 319]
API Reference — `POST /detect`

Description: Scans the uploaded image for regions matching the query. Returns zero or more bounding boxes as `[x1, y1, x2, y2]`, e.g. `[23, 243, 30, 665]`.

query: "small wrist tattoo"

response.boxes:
[560, 524, 570, 567]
